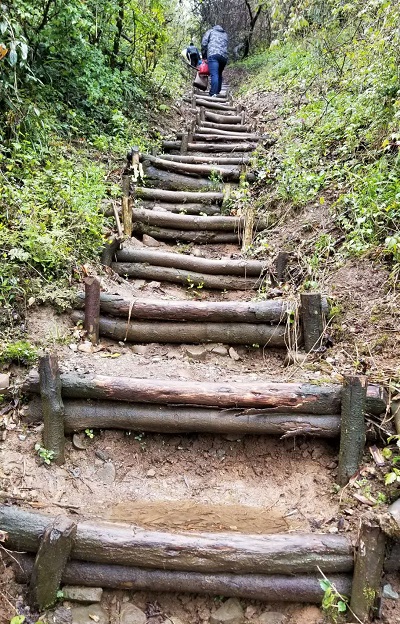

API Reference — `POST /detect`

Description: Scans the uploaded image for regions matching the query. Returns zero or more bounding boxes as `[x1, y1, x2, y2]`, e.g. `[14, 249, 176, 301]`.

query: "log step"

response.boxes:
[135, 187, 224, 204]
[162, 141, 257, 153]
[138, 200, 221, 215]
[132, 207, 241, 232]
[140, 153, 255, 182]
[131, 225, 239, 244]
[157, 154, 250, 165]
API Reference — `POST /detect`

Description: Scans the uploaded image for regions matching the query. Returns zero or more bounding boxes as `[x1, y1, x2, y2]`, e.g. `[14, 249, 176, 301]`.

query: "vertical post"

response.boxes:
[300, 293, 324, 352]
[196, 110, 201, 127]
[188, 120, 195, 143]
[274, 251, 290, 283]
[122, 174, 132, 236]
[236, 104, 243, 114]
[30, 515, 77, 610]
[191, 92, 196, 109]
[180, 132, 189, 154]
[338, 375, 367, 486]
[200, 106, 206, 122]
[84, 276, 100, 345]
[39, 354, 65, 465]
[350, 515, 386, 623]
[100, 235, 121, 267]
[241, 110, 246, 125]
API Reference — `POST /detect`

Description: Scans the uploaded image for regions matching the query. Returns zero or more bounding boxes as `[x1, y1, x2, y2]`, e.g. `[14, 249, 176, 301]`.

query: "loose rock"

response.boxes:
[229, 347, 241, 361]
[96, 461, 116, 484]
[162, 618, 185, 624]
[47, 607, 73, 624]
[0, 373, 10, 392]
[131, 345, 148, 355]
[257, 612, 287, 624]
[146, 468, 156, 477]
[72, 434, 89, 451]
[71, 604, 109, 624]
[210, 598, 244, 624]
[212, 346, 228, 356]
[143, 234, 162, 247]
[382, 583, 399, 600]
[62, 586, 103, 603]
[119, 604, 146, 624]
[184, 345, 208, 361]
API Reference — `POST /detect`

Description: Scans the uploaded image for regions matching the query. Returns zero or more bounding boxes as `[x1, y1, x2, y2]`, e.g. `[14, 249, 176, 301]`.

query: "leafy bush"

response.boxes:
[0, 340, 38, 365]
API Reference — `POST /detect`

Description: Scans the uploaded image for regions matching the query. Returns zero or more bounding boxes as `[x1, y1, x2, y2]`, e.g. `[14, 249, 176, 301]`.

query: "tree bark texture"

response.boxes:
[71, 311, 291, 347]
[121, 174, 132, 236]
[115, 247, 268, 276]
[195, 129, 262, 141]
[135, 187, 223, 204]
[141, 154, 255, 181]
[338, 376, 367, 486]
[15, 555, 352, 604]
[132, 223, 239, 244]
[162, 141, 257, 153]
[350, 516, 386, 623]
[300, 293, 325, 352]
[205, 112, 243, 124]
[201, 121, 253, 133]
[27, 397, 342, 437]
[133, 207, 241, 232]
[100, 236, 121, 267]
[39, 354, 65, 465]
[195, 99, 237, 112]
[138, 200, 221, 215]
[110, 262, 260, 290]
[185, 133, 260, 143]
[84, 276, 100, 345]
[29, 516, 77, 610]
[143, 166, 220, 192]
[158, 154, 250, 165]
[0, 505, 354, 574]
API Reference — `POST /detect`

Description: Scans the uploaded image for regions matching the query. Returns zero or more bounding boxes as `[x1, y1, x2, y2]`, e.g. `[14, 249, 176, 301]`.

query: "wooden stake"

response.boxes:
[39, 354, 65, 465]
[200, 106, 206, 122]
[180, 132, 189, 154]
[241, 110, 246, 125]
[121, 174, 132, 236]
[337, 375, 367, 486]
[350, 515, 385, 623]
[100, 236, 121, 266]
[274, 251, 290, 283]
[187, 120, 195, 143]
[29, 515, 77, 610]
[300, 293, 325, 352]
[84, 276, 100, 345]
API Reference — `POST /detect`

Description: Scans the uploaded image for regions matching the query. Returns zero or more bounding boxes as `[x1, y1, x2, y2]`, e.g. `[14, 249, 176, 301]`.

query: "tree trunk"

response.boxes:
[39, 354, 65, 465]
[132, 223, 239, 243]
[135, 187, 223, 204]
[29, 516, 77, 610]
[143, 166, 219, 192]
[114, 247, 268, 276]
[26, 371, 387, 415]
[138, 201, 221, 215]
[133, 207, 241, 232]
[205, 112, 243, 124]
[0, 505, 354, 574]
[110, 262, 260, 289]
[141, 154, 255, 181]
[158, 154, 250, 165]
[162, 141, 257, 153]
[337, 376, 367, 486]
[28, 397, 342, 437]
[15, 555, 353, 604]
[201, 121, 253, 133]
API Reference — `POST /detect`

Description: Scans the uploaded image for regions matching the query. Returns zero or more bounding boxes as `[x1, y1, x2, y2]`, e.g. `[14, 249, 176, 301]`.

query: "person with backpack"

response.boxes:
[201, 25, 228, 97]
[186, 42, 201, 68]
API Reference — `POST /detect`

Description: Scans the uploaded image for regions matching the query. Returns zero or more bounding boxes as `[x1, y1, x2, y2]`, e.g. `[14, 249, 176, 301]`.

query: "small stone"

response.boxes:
[95, 450, 110, 462]
[0, 373, 10, 392]
[127, 237, 144, 248]
[223, 434, 242, 441]
[48, 607, 73, 624]
[184, 346, 208, 361]
[212, 346, 228, 356]
[62, 586, 103, 603]
[311, 447, 324, 460]
[147, 281, 162, 288]
[143, 234, 161, 247]
[78, 341, 94, 354]
[257, 613, 287, 624]
[119, 604, 146, 624]
[69, 344, 78, 352]
[192, 248, 205, 257]
[382, 583, 399, 600]
[133, 280, 146, 289]
[146, 468, 156, 477]
[328, 526, 339, 534]
[96, 462, 116, 484]
[210, 598, 244, 624]
[162, 619, 185, 624]
[72, 433, 89, 450]
[71, 605, 109, 624]
[131, 345, 148, 355]
[228, 347, 241, 361]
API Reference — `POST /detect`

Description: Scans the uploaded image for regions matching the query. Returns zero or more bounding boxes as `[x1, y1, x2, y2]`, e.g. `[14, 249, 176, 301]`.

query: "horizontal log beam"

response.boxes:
[70, 312, 290, 347]
[138, 201, 220, 215]
[158, 154, 250, 165]
[195, 99, 237, 111]
[114, 248, 268, 276]
[110, 262, 260, 289]
[14, 555, 352, 604]
[194, 129, 262, 141]
[201, 121, 253, 133]
[162, 141, 257, 153]
[27, 397, 342, 437]
[135, 187, 223, 204]
[205, 112, 242, 124]
[132, 223, 239, 243]
[141, 154, 255, 182]
[133, 207, 241, 232]
[143, 166, 218, 192]
[0, 505, 354, 574]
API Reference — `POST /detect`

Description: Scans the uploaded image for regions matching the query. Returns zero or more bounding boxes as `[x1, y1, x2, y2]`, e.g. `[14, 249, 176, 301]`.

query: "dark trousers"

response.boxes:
[208, 54, 227, 96]
[189, 53, 200, 68]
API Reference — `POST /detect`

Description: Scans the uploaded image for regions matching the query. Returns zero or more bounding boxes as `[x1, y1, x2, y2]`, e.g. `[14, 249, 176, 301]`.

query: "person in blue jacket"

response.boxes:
[186, 42, 201, 68]
[201, 25, 228, 97]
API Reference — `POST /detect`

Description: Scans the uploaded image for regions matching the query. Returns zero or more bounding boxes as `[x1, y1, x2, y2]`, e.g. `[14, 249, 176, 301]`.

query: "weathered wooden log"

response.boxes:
[135, 187, 224, 204]
[159, 154, 250, 165]
[300, 293, 325, 352]
[350, 515, 386, 622]
[71, 312, 290, 347]
[132, 224, 239, 244]
[138, 201, 220, 215]
[114, 248, 268, 277]
[273, 251, 290, 283]
[15, 555, 353, 604]
[39, 354, 65, 465]
[0, 505, 354, 574]
[194, 129, 263, 141]
[194, 94, 229, 103]
[201, 121, 253, 133]
[110, 263, 259, 289]
[195, 99, 237, 112]
[141, 154, 255, 182]
[205, 112, 242, 124]
[162, 141, 257, 153]
[338, 376, 367, 486]
[100, 236, 121, 267]
[143, 166, 219, 192]
[27, 397, 342, 437]
[133, 207, 240, 232]
[84, 276, 100, 344]
[29, 516, 77, 610]
[121, 174, 132, 236]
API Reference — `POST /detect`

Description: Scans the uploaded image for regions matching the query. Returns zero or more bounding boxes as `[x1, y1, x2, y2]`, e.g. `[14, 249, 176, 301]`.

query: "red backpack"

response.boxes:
[198, 60, 210, 76]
